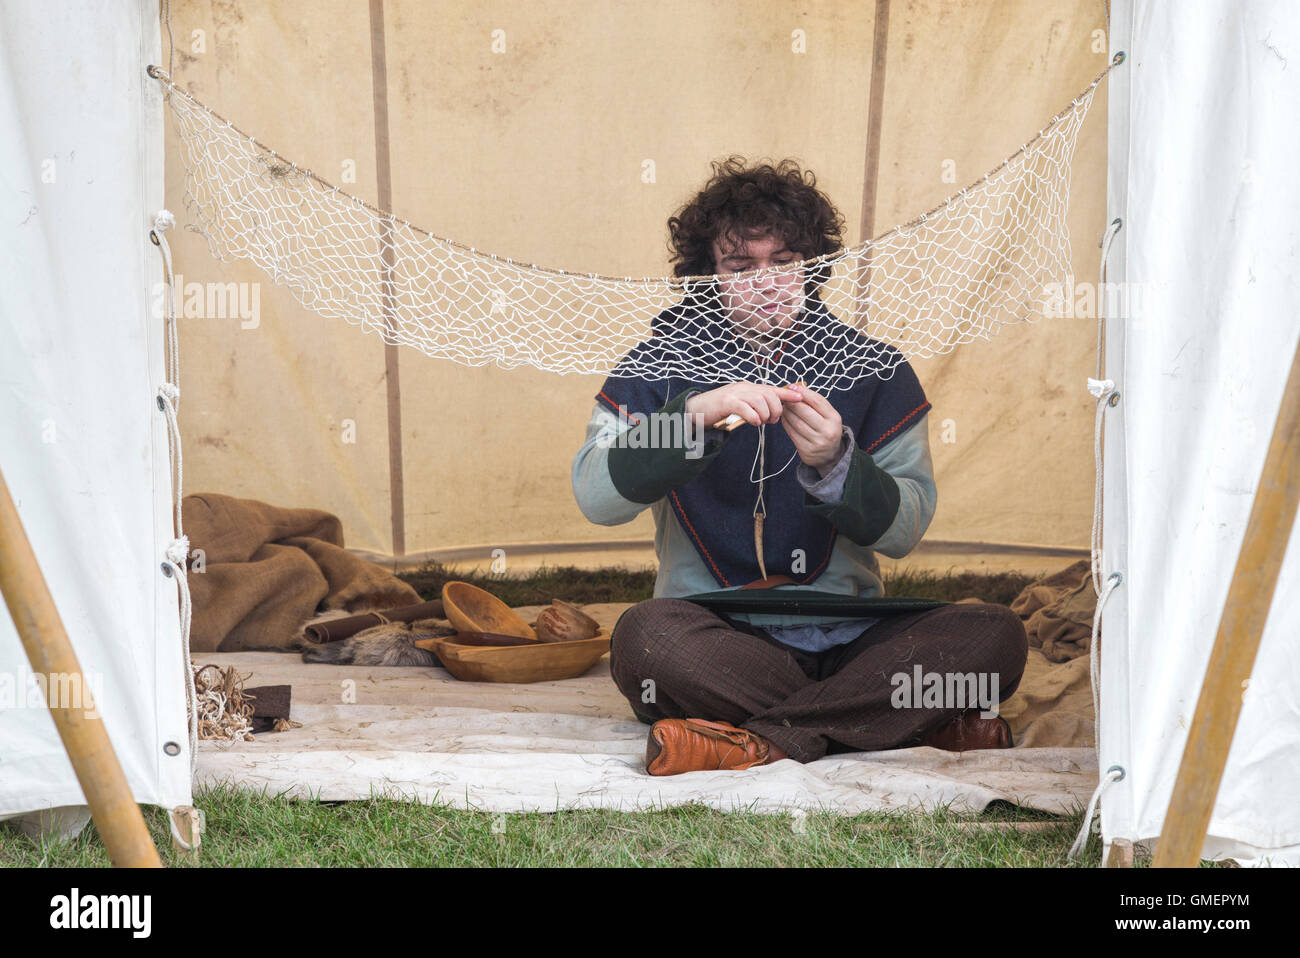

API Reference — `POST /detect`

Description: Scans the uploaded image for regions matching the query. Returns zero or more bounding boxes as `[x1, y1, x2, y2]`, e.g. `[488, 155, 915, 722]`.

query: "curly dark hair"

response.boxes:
[667, 156, 845, 282]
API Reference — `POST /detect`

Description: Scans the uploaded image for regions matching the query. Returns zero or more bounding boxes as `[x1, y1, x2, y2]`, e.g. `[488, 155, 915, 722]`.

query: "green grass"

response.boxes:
[398, 561, 657, 606]
[396, 561, 1035, 608]
[1, 789, 1109, 867]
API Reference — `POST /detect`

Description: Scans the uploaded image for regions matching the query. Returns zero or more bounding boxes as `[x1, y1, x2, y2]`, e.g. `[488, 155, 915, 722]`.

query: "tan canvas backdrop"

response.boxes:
[163, 0, 1110, 560]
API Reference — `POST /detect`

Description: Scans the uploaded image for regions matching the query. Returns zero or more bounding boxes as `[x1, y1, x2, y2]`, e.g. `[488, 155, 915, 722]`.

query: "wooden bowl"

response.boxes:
[441, 581, 535, 640]
[414, 631, 542, 649]
[424, 631, 609, 683]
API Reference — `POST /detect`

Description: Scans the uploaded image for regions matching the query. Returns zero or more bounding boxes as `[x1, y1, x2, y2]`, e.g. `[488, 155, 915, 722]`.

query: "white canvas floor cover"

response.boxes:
[192, 601, 1100, 817]
[2, 0, 1297, 867]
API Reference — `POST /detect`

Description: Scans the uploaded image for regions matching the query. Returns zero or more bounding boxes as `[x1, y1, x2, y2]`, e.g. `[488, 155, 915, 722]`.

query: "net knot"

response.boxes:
[153, 209, 176, 233]
[159, 382, 181, 403]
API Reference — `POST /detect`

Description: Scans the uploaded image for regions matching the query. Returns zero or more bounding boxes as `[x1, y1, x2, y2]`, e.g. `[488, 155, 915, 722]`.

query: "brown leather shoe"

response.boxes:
[920, 709, 1013, 751]
[645, 719, 778, 775]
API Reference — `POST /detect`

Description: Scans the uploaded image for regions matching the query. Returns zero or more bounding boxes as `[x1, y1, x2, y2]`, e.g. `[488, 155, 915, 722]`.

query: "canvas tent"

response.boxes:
[1, 0, 1296, 866]
[0, 2, 191, 831]
[1098, 0, 1300, 866]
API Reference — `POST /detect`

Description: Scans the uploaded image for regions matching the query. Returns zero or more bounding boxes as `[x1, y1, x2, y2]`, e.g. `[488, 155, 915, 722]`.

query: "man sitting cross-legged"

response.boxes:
[570, 157, 1027, 775]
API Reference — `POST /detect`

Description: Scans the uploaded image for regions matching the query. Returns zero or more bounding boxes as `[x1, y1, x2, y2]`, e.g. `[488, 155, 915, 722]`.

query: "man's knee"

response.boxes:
[610, 598, 702, 654]
[934, 603, 1028, 698]
[609, 598, 698, 691]
[966, 603, 1028, 694]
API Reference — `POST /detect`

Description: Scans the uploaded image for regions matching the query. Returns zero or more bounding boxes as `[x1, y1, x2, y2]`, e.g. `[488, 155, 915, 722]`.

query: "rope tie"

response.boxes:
[157, 385, 184, 538]
[1086, 377, 1114, 399]
[152, 210, 181, 398]
[161, 539, 198, 774]
[164, 535, 190, 567]
[1089, 571, 1122, 758]
[1069, 765, 1125, 862]
[152, 211, 197, 779]
[1071, 215, 1126, 865]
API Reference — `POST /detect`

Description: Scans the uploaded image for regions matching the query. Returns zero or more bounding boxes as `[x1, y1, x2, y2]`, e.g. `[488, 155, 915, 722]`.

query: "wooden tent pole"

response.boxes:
[854, 0, 891, 327]
[369, 0, 407, 558]
[0, 466, 162, 867]
[1153, 338, 1300, 866]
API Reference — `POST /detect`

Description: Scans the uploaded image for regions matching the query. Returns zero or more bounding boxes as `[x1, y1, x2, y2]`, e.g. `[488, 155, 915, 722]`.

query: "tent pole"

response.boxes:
[369, 0, 407, 558]
[1154, 338, 1300, 867]
[854, 0, 890, 326]
[0, 466, 162, 867]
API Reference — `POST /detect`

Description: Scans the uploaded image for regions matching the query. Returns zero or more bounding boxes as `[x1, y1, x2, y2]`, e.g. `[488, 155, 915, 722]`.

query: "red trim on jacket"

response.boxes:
[668, 490, 731, 588]
[864, 401, 930, 454]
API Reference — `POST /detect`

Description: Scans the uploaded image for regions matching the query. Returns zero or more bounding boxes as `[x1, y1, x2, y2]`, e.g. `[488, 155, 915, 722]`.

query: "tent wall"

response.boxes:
[163, 0, 1111, 558]
[1101, 0, 1300, 864]
[0, 1, 191, 816]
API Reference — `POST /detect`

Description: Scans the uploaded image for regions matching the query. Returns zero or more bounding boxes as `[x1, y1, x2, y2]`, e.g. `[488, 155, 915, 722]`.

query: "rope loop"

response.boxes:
[1068, 765, 1125, 862]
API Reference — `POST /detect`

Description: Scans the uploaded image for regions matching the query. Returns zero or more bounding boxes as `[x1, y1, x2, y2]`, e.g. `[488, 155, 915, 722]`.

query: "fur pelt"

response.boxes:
[301, 619, 453, 667]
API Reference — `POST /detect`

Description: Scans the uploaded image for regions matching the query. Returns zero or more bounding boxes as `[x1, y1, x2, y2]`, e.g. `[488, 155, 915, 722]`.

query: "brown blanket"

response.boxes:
[184, 493, 419, 652]
[1009, 559, 1097, 663]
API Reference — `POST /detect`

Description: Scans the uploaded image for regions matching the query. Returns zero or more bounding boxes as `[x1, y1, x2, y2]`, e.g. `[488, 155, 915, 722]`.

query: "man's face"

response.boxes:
[711, 231, 807, 342]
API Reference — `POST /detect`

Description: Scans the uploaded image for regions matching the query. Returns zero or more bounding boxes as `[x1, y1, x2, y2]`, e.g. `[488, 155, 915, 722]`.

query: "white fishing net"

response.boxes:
[151, 63, 1110, 392]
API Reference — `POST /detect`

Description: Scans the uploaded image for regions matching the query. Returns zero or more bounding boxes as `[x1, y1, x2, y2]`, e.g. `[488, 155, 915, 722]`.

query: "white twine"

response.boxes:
[152, 211, 180, 395]
[158, 387, 197, 774]
[1089, 378, 1118, 595]
[1070, 215, 1126, 866]
[1068, 765, 1124, 862]
[152, 209, 199, 782]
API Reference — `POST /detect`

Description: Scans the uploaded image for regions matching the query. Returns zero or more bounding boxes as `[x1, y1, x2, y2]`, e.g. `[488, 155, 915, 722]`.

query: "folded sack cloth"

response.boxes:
[1009, 558, 1097, 663]
[183, 493, 420, 652]
[302, 599, 447, 644]
[243, 684, 294, 734]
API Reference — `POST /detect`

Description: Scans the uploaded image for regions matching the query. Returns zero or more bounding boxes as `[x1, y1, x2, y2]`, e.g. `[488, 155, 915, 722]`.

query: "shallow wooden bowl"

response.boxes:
[441, 581, 536, 640]
[413, 631, 542, 650]
[426, 631, 609, 683]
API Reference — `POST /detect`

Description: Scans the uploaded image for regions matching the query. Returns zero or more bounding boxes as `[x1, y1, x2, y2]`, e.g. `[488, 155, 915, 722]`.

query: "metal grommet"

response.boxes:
[156, 395, 166, 411]
[1113, 51, 1126, 66]
[163, 742, 182, 757]
[1107, 764, 1126, 782]
[161, 562, 173, 578]
[149, 230, 160, 246]
[1108, 392, 1121, 407]
[1108, 571, 1124, 587]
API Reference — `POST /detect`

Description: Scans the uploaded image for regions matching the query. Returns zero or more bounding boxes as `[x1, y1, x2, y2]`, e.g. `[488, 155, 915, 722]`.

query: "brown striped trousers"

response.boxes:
[608, 598, 1029, 762]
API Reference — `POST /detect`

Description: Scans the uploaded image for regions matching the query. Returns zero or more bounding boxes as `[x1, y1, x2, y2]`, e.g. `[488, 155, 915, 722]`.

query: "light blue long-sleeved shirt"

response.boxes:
[571, 400, 938, 650]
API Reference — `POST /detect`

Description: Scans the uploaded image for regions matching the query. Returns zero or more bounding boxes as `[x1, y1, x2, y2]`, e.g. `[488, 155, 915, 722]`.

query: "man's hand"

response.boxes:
[684, 382, 805, 429]
[780, 385, 844, 476]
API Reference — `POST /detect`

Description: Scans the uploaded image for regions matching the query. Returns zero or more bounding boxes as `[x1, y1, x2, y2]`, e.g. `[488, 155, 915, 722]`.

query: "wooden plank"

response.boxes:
[170, 806, 203, 861]
[1154, 339, 1300, 866]
[1106, 837, 1134, 868]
